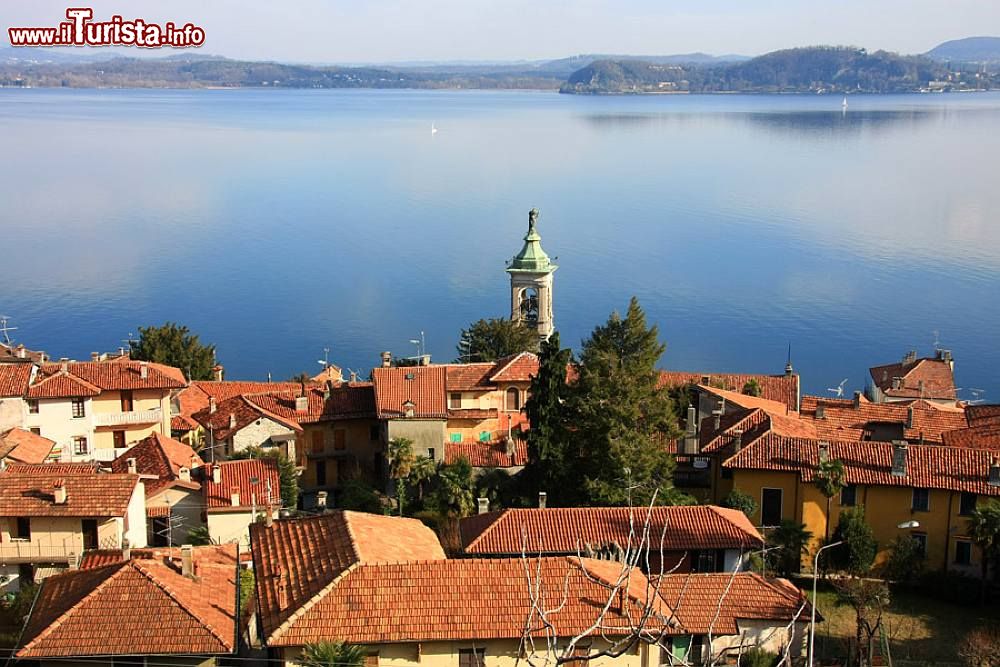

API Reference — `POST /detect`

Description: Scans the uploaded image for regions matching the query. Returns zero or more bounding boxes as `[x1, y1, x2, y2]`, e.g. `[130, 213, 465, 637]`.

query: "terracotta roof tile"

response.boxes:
[251, 511, 445, 641]
[26, 371, 101, 399]
[490, 352, 540, 383]
[870, 357, 956, 400]
[193, 395, 301, 442]
[941, 425, 1000, 450]
[445, 363, 496, 391]
[110, 433, 203, 495]
[4, 462, 99, 475]
[0, 471, 139, 517]
[203, 459, 281, 511]
[660, 371, 800, 411]
[37, 360, 186, 392]
[446, 439, 527, 467]
[247, 384, 376, 424]
[0, 428, 56, 464]
[967, 405, 1000, 428]
[459, 506, 763, 556]
[723, 433, 1000, 496]
[0, 362, 33, 397]
[800, 395, 967, 443]
[371, 366, 447, 419]
[17, 546, 237, 658]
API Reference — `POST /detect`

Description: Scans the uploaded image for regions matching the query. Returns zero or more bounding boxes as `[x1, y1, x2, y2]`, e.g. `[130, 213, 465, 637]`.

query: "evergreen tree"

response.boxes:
[456, 318, 538, 362]
[521, 332, 575, 504]
[569, 297, 684, 506]
[129, 322, 216, 381]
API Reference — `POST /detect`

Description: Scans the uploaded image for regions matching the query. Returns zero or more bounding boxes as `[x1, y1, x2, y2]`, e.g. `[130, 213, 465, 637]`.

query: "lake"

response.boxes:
[1, 88, 998, 402]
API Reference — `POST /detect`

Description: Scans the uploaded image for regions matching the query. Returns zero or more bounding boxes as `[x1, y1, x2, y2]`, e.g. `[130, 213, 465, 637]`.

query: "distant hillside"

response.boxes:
[926, 37, 1000, 64]
[562, 46, 993, 94]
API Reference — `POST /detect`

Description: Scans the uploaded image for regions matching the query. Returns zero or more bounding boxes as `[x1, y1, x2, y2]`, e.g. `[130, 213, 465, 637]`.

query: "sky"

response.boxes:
[3, 0, 998, 63]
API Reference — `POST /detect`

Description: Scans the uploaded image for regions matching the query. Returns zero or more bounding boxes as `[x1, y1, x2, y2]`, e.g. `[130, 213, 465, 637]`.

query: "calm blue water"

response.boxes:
[1, 89, 998, 401]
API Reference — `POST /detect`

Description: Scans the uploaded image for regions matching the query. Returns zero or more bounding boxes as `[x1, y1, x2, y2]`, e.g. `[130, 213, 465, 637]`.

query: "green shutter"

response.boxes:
[479, 431, 490, 442]
[450, 433, 462, 443]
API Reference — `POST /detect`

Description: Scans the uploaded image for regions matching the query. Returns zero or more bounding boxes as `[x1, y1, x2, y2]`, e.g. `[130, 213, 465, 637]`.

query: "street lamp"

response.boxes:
[897, 520, 920, 529]
[808, 539, 845, 667]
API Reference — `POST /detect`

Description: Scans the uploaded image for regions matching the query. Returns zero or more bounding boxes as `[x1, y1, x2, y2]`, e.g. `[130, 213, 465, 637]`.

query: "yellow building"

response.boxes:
[720, 432, 1000, 573]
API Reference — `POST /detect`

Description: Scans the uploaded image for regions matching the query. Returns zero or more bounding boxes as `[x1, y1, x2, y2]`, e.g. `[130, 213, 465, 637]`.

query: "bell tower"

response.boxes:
[506, 208, 557, 340]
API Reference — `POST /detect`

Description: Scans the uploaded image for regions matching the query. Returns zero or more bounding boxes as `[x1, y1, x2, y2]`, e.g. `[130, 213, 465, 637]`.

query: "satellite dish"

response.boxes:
[693, 460, 709, 470]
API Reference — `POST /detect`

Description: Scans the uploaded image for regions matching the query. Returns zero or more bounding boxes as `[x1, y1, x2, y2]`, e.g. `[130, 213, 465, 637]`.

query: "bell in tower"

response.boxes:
[506, 208, 558, 340]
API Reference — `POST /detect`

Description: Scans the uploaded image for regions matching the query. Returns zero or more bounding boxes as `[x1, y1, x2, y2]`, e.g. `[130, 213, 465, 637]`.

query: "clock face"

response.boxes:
[520, 289, 539, 324]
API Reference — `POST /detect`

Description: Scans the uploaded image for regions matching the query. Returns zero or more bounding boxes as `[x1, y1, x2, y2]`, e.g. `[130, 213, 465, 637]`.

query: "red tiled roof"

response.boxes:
[659, 370, 800, 411]
[967, 405, 1000, 428]
[26, 371, 101, 399]
[4, 462, 99, 475]
[446, 439, 527, 467]
[942, 425, 1000, 450]
[0, 362, 33, 397]
[0, 472, 139, 517]
[723, 433, 1000, 496]
[110, 433, 203, 495]
[870, 357, 956, 400]
[459, 506, 763, 556]
[193, 395, 301, 442]
[17, 546, 237, 658]
[250, 511, 446, 641]
[0, 428, 56, 464]
[37, 359, 186, 392]
[171, 414, 198, 431]
[203, 459, 281, 511]
[800, 395, 967, 444]
[263, 556, 677, 646]
[490, 352, 540, 383]
[656, 572, 812, 635]
[191, 380, 306, 402]
[247, 384, 377, 424]
[371, 366, 447, 419]
[445, 363, 496, 391]
[78, 544, 235, 570]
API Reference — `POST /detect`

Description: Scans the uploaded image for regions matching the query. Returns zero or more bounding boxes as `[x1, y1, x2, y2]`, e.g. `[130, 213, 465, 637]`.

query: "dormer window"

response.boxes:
[402, 401, 415, 418]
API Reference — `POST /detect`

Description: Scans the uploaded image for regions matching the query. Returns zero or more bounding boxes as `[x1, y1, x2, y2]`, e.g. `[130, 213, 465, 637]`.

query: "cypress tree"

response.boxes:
[522, 332, 575, 504]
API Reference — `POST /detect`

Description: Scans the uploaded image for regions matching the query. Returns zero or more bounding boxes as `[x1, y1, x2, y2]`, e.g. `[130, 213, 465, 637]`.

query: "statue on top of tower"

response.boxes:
[528, 207, 539, 232]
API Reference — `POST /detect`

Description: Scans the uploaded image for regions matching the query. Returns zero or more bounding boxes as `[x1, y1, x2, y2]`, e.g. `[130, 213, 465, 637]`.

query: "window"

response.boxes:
[955, 540, 972, 565]
[82, 519, 98, 550]
[364, 653, 379, 667]
[911, 532, 927, 557]
[841, 485, 857, 507]
[120, 390, 134, 412]
[29, 427, 41, 436]
[315, 460, 327, 487]
[761, 488, 783, 527]
[369, 424, 380, 442]
[14, 517, 31, 540]
[960, 492, 978, 516]
[311, 431, 324, 454]
[479, 431, 491, 442]
[692, 550, 719, 573]
[27, 399, 39, 414]
[505, 387, 521, 411]
[113, 431, 126, 449]
[449, 393, 462, 409]
[73, 436, 89, 456]
[71, 397, 85, 418]
[450, 432, 462, 443]
[912, 488, 930, 512]
[333, 430, 346, 451]
[458, 648, 485, 667]
[427, 448, 435, 461]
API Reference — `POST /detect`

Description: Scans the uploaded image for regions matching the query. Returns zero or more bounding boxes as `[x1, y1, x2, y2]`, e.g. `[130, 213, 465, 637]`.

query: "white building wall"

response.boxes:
[24, 397, 96, 461]
[0, 397, 26, 433]
[231, 418, 297, 461]
[124, 483, 148, 548]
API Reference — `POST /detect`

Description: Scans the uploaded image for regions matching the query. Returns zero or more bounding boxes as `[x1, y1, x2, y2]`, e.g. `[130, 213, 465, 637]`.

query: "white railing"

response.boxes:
[93, 409, 163, 427]
[93, 447, 128, 462]
[0, 541, 83, 563]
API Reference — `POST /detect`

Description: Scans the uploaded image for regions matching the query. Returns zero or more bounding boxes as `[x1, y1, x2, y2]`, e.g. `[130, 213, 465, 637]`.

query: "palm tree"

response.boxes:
[300, 641, 367, 667]
[968, 500, 1000, 603]
[408, 455, 437, 502]
[433, 458, 475, 518]
[768, 520, 813, 577]
[387, 438, 415, 515]
[815, 458, 848, 540]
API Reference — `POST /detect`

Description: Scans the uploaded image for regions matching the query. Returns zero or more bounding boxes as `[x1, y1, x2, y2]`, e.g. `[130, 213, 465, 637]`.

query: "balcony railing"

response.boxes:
[0, 541, 83, 564]
[94, 409, 163, 428]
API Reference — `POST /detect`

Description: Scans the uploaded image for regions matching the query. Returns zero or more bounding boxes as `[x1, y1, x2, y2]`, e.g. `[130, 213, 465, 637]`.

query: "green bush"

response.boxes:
[336, 479, 383, 514]
[740, 647, 779, 667]
[881, 535, 925, 583]
[722, 488, 758, 518]
[830, 506, 877, 575]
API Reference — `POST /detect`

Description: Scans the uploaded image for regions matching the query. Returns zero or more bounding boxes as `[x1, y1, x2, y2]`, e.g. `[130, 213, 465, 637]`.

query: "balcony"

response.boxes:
[94, 408, 163, 428]
[0, 541, 82, 564]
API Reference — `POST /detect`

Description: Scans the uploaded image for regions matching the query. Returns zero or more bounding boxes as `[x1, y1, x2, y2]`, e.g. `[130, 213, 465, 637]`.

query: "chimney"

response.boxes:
[190, 455, 200, 470]
[733, 429, 745, 453]
[277, 570, 289, 610]
[816, 404, 826, 420]
[212, 464, 221, 484]
[903, 350, 917, 365]
[505, 437, 515, 456]
[265, 505, 274, 526]
[181, 544, 194, 578]
[126, 457, 137, 474]
[712, 410, 722, 431]
[316, 490, 328, 510]
[213, 365, 224, 382]
[60, 360, 68, 373]
[686, 405, 697, 436]
[16, 345, 27, 359]
[122, 538, 131, 562]
[477, 497, 490, 515]
[230, 485, 240, 506]
[209, 396, 217, 414]
[53, 479, 67, 504]
[785, 360, 794, 376]
[990, 458, 1000, 487]
[179, 466, 191, 482]
[906, 406, 915, 429]
[853, 391, 862, 409]
[818, 441, 829, 463]
[349, 371, 358, 383]
[91, 351, 100, 361]
[140, 361, 148, 379]
[891, 377, 903, 390]
[228, 413, 236, 429]
[419, 354, 431, 366]
[538, 491, 547, 509]
[67, 552, 79, 570]
[891, 441, 908, 477]
[381, 351, 392, 368]
[917, 380, 925, 396]
[295, 395, 309, 413]
[403, 400, 415, 418]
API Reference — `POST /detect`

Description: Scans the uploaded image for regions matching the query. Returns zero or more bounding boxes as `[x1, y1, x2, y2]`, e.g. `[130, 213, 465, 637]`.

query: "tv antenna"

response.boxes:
[827, 378, 848, 398]
[317, 347, 330, 368]
[408, 331, 426, 359]
[0, 316, 17, 348]
[931, 330, 942, 351]
[121, 332, 135, 354]
[957, 387, 986, 405]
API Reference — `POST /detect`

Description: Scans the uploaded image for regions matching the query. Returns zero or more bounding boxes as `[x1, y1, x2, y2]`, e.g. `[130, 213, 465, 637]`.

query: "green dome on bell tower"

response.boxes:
[506, 208, 557, 341]
[507, 208, 558, 274]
